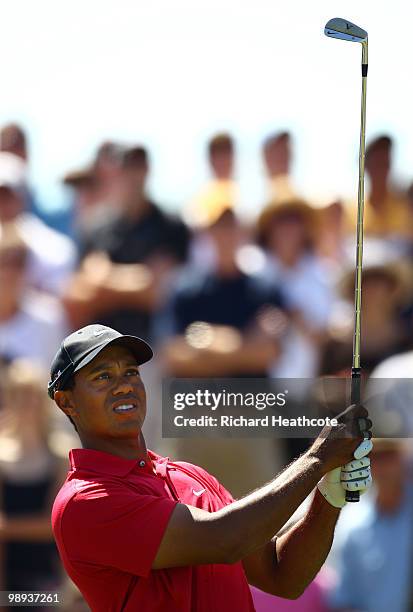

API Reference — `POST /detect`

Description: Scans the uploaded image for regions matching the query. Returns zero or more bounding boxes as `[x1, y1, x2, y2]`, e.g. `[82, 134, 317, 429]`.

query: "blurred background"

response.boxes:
[0, 0, 413, 610]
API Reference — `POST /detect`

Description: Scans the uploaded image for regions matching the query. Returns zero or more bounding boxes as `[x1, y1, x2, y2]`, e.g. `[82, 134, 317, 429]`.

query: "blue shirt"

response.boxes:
[329, 482, 413, 612]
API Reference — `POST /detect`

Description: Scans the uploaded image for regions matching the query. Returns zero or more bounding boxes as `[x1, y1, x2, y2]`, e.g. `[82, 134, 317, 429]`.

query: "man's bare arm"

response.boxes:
[62, 254, 159, 327]
[242, 489, 339, 599]
[0, 513, 53, 542]
[161, 325, 280, 377]
[152, 407, 365, 572]
[152, 450, 325, 569]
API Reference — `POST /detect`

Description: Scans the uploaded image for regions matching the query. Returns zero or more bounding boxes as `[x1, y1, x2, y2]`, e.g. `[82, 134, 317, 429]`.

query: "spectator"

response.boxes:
[0, 223, 67, 369]
[0, 123, 27, 162]
[161, 207, 285, 378]
[328, 438, 413, 612]
[257, 199, 336, 377]
[321, 258, 411, 377]
[347, 135, 413, 243]
[159, 207, 287, 495]
[316, 199, 348, 264]
[262, 131, 299, 203]
[0, 360, 67, 599]
[0, 122, 70, 234]
[63, 140, 125, 238]
[185, 132, 238, 227]
[63, 145, 190, 339]
[0, 152, 76, 295]
[0, 123, 37, 218]
[367, 335, 413, 437]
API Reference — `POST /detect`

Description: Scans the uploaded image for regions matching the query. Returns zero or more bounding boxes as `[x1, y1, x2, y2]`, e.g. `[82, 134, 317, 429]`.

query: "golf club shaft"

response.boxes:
[347, 41, 368, 502]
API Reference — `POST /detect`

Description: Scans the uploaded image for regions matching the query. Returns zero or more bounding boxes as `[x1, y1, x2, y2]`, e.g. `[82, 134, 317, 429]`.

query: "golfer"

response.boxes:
[50, 324, 372, 611]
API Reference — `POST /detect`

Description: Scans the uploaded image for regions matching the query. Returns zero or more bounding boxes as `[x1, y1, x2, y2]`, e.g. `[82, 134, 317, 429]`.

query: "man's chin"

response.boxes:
[113, 417, 145, 436]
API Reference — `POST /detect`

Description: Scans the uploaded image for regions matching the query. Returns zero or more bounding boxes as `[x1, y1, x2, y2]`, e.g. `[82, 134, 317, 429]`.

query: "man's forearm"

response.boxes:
[0, 515, 53, 542]
[153, 404, 368, 571]
[215, 451, 326, 562]
[163, 336, 278, 377]
[273, 489, 340, 598]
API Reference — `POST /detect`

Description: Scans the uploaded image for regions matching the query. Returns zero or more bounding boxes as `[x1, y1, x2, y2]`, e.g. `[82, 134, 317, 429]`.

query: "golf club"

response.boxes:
[324, 18, 368, 502]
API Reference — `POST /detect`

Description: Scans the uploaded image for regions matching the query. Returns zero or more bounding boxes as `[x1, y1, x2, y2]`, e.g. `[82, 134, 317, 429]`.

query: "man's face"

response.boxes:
[0, 187, 23, 222]
[73, 182, 101, 211]
[267, 214, 307, 255]
[120, 165, 148, 197]
[208, 211, 243, 254]
[371, 446, 404, 489]
[366, 145, 391, 179]
[264, 138, 290, 176]
[0, 246, 27, 298]
[362, 273, 397, 314]
[59, 345, 147, 441]
[210, 150, 233, 180]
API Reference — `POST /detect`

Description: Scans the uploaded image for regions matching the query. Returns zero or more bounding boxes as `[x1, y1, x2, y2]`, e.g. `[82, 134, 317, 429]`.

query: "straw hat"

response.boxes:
[339, 259, 412, 306]
[257, 198, 319, 247]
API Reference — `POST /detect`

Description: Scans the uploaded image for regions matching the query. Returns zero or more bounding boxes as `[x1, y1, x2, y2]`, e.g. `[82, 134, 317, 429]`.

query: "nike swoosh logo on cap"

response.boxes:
[192, 488, 206, 497]
[94, 329, 106, 337]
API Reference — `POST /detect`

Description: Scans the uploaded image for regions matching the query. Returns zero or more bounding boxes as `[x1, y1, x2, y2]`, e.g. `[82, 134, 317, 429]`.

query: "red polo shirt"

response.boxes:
[52, 448, 255, 612]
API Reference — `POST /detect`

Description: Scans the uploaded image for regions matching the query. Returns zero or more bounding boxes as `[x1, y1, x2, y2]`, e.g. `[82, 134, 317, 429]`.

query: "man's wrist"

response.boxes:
[305, 445, 331, 477]
[303, 448, 327, 479]
[313, 488, 342, 515]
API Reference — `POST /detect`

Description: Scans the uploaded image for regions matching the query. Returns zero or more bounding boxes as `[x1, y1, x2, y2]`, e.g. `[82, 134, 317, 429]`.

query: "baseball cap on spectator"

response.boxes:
[63, 165, 96, 188]
[63, 141, 125, 187]
[0, 152, 26, 194]
[121, 145, 149, 169]
[48, 324, 153, 399]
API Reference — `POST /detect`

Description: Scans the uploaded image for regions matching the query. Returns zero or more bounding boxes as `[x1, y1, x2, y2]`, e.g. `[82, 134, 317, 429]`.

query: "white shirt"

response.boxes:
[17, 213, 76, 295]
[368, 352, 413, 436]
[264, 254, 338, 377]
[0, 292, 68, 370]
[265, 253, 337, 328]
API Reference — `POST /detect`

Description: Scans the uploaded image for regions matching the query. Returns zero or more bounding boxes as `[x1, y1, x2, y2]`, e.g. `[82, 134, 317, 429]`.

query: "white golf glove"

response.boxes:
[317, 439, 373, 508]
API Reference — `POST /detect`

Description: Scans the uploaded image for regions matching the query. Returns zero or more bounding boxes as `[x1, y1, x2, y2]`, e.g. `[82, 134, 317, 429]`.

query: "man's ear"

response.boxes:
[54, 390, 78, 419]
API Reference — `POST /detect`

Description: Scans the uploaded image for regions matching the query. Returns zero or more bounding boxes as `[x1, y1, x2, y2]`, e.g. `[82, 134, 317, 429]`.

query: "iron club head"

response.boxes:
[325, 18, 367, 43]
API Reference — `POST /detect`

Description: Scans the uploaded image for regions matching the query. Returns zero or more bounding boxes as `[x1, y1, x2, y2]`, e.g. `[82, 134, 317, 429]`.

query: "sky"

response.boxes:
[0, 0, 411, 214]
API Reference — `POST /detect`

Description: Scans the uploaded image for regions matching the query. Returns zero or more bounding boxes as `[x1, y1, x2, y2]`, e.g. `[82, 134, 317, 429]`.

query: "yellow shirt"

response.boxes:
[268, 174, 298, 203]
[185, 179, 238, 227]
[346, 190, 413, 239]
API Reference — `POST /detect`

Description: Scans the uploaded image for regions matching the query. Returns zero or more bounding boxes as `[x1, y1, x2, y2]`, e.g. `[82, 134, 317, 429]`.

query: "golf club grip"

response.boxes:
[346, 369, 361, 502]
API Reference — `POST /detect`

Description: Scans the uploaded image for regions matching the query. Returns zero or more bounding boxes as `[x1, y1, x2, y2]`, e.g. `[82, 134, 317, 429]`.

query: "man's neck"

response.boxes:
[80, 431, 148, 462]
[369, 181, 389, 207]
[0, 299, 20, 322]
[269, 167, 290, 178]
[276, 250, 301, 268]
[215, 255, 240, 278]
[124, 195, 152, 222]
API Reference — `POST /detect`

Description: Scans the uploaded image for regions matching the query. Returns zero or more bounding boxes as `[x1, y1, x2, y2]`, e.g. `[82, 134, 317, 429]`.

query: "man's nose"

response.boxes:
[112, 375, 134, 394]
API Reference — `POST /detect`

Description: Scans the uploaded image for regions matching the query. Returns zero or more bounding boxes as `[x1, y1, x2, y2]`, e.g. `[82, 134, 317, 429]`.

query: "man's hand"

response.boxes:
[318, 455, 372, 508]
[309, 403, 373, 474]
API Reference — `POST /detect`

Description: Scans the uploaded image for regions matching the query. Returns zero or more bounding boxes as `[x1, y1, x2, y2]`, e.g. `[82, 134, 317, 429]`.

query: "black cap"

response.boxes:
[48, 324, 153, 399]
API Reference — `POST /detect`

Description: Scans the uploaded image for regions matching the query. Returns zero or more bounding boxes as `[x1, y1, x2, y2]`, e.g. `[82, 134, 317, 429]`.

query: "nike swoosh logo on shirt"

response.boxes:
[192, 488, 206, 497]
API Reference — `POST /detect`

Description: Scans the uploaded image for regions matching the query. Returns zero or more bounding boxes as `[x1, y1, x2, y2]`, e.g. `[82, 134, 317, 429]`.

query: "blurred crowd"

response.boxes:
[0, 123, 413, 611]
